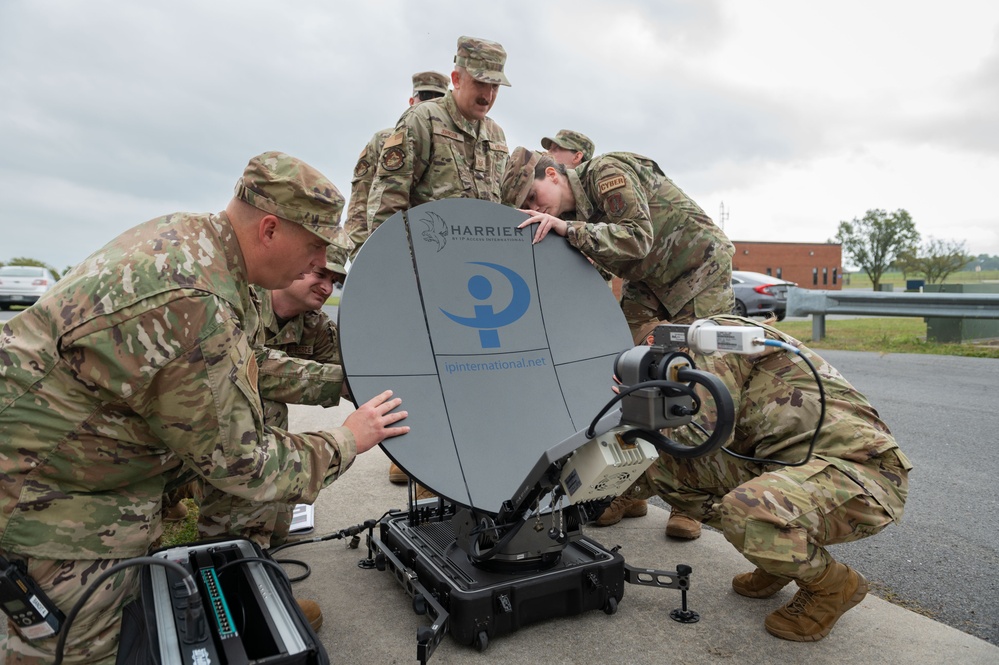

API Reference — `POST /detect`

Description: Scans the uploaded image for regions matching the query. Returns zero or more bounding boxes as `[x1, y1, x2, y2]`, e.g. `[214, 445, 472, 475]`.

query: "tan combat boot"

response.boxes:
[594, 496, 648, 527]
[296, 599, 323, 632]
[764, 561, 869, 641]
[665, 511, 701, 540]
[732, 568, 792, 598]
[163, 500, 189, 523]
[414, 484, 438, 501]
[388, 462, 408, 485]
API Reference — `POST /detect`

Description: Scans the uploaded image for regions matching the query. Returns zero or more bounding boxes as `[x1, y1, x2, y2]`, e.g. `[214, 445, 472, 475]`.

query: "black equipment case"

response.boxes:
[118, 537, 328, 665]
[370, 509, 625, 660]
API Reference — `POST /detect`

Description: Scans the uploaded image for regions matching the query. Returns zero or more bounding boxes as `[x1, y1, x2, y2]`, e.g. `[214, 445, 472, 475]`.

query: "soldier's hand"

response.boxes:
[343, 390, 409, 454]
[517, 211, 568, 244]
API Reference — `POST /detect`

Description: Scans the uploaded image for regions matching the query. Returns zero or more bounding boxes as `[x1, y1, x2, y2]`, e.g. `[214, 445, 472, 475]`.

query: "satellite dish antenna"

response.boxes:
[339, 199, 633, 514]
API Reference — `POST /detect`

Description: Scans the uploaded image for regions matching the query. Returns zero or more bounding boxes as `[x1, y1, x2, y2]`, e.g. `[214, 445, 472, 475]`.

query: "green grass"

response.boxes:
[842, 269, 999, 290]
[774, 317, 999, 358]
[161, 499, 199, 547]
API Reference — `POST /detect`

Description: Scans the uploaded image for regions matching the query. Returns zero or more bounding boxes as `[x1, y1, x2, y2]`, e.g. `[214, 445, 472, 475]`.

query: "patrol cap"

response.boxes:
[325, 242, 349, 277]
[412, 70, 449, 96]
[234, 151, 345, 245]
[454, 36, 511, 86]
[541, 129, 595, 162]
[500, 146, 543, 208]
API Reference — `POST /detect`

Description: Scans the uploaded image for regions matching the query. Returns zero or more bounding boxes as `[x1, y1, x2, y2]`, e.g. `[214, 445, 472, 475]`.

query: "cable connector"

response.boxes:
[687, 319, 765, 354]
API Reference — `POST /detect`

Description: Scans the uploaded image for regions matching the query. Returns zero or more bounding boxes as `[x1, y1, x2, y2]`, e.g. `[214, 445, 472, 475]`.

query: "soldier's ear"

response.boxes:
[258, 215, 281, 246]
[545, 166, 560, 183]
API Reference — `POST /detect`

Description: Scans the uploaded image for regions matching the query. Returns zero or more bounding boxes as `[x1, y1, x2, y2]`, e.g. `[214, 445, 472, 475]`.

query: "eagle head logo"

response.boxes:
[420, 211, 448, 252]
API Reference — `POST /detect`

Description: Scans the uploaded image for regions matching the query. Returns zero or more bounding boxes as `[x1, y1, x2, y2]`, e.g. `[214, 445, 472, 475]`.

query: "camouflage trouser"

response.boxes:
[620, 275, 736, 331]
[634, 449, 909, 583]
[197, 486, 294, 549]
[1, 556, 138, 664]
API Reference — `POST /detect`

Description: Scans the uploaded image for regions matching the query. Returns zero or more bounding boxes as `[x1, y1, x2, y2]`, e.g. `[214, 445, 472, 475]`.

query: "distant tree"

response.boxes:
[963, 253, 999, 271]
[835, 209, 919, 290]
[6, 256, 61, 280]
[896, 238, 972, 285]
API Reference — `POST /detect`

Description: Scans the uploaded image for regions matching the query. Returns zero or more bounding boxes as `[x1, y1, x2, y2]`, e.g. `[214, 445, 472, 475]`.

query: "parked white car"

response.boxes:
[0, 265, 57, 309]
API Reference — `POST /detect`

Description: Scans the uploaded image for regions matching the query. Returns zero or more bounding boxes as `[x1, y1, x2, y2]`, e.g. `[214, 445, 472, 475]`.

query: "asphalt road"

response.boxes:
[3, 307, 996, 644]
[651, 349, 999, 645]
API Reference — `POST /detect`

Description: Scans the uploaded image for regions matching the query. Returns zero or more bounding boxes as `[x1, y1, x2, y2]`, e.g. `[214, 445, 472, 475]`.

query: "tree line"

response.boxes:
[834, 208, 990, 290]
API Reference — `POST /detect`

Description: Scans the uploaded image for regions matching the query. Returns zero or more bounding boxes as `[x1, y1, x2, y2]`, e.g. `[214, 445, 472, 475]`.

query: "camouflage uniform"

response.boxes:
[564, 152, 735, 331]
[541, 129, 596, 162]
[345, 128, 394, 253]
[0, 153, 352, 663]
[363, 37, 510, 238]
[344, 71, 450, 256]
[632, 316, 912, 583]
[198, 281, 345, 548]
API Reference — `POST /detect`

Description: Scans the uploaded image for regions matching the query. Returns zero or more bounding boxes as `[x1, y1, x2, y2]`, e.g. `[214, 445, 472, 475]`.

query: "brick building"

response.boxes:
[732, 241, 843, 290]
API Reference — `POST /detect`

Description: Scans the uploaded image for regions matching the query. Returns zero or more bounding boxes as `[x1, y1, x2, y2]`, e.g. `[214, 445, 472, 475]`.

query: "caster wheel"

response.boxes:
[473, 630, 489, 652]
[412, 593, 428, 615]
[603, 596, 619, 615]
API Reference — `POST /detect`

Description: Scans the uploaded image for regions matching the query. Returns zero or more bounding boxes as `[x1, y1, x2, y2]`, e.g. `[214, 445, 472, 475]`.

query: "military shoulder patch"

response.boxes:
[353, 159, 370, 178]
[381, 147, 405, 171]
[383, 132, 404, 149]
[597, 174, 627, 195]
[606, 191, 628, 217]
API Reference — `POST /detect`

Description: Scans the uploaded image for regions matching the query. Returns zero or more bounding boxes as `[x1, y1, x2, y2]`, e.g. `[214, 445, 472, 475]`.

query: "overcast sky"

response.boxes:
[3, 0, 998, 271]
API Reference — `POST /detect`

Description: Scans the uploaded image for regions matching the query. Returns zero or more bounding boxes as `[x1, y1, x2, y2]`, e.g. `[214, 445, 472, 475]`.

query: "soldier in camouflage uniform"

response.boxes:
[541, 129, 595, 168]
[344, 71, 449, 258]
[626, 315, 911, 641]
[0, 152, 409, 664]
[502, 147, 736, 532]
[197, 239, 352, 550]
[362, 36, 511, 239]
[343, 71, 449, 483]
[503, 147, 735, 329]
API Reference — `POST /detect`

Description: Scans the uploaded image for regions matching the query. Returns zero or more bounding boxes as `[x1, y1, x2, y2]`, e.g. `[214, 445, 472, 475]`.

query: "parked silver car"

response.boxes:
[731, 270, 796, 321]
[0, 265, 56, 309]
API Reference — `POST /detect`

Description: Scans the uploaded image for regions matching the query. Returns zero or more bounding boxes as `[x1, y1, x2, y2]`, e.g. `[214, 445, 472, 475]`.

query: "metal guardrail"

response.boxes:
[786, 288, 999, 340]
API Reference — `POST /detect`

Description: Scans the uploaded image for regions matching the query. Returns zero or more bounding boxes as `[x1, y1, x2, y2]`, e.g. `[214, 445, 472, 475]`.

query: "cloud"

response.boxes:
[2, 0, 999, 270]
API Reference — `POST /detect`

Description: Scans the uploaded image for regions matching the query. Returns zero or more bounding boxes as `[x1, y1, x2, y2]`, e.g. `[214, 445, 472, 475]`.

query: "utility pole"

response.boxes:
[718, 201, 729, 231]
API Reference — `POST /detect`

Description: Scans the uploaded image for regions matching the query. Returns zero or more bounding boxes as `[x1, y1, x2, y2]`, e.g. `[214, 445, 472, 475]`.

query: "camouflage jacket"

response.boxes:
[253, 286, 344, 429]
[344, 127, 393, 257]
[565, 152, 735, 318]
[678, 315, 913, 517]
[0, 212, 355, 559]
[365, 91, 509, 235]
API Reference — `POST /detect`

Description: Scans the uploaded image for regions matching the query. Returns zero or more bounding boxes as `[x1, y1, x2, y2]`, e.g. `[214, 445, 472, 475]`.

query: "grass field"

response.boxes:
[779, 269, 999, 357]
[841, 269, 999, 290]
[773, 316, 999, 358]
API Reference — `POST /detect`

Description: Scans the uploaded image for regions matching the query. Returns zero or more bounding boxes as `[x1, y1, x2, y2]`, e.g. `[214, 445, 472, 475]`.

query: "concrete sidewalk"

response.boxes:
[288, 403, 998, 665]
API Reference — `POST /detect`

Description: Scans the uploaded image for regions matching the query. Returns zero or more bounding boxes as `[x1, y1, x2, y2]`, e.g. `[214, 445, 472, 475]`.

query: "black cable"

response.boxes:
[619, 369, 735, 459]
[717, 340, 825, 467]
[273, 558, 311, 583]
[53, 557, 198, 665]
[268, 515, 384, 555]
[215, 555, 290, 581]
[584, 380, 700, 438]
